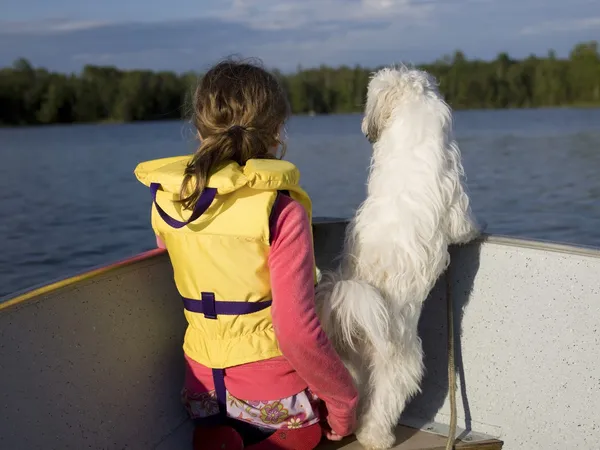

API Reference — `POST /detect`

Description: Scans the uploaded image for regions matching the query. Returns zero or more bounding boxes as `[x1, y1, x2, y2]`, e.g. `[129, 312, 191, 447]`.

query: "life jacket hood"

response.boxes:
[134, 156, 302, 196]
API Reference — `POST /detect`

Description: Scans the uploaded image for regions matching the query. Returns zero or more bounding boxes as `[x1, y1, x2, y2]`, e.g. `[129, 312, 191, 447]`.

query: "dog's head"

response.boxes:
[362, 66, 440, 144]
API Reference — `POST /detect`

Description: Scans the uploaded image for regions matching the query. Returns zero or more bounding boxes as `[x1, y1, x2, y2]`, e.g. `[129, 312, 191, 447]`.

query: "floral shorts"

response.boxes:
[182, 387, 321, 430]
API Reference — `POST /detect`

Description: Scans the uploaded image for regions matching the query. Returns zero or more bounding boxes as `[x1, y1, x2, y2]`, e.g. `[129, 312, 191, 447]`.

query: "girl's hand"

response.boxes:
[322, 427, 344, 441]
[319, 402, 353, 441]
[321, 419, 346, 441]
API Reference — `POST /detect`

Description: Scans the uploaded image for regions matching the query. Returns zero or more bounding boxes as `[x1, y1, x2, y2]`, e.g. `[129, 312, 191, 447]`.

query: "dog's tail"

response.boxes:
[316, 273, 391, 358]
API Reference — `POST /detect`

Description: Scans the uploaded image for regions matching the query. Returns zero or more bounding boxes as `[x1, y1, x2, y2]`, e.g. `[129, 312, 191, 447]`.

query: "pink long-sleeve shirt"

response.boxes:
[156, 194, 358, 436]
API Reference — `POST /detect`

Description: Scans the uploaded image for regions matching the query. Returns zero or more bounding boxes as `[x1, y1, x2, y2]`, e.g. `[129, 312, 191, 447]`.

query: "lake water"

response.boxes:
[1, 109, 600, 299]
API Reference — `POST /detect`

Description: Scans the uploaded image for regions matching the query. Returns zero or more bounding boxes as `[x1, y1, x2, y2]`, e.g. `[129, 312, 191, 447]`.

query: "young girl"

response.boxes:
[134, 60, 358, 450]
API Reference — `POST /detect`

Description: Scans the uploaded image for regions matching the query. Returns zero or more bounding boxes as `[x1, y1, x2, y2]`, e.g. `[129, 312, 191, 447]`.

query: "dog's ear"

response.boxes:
[362, 91, 382, 144]
[362, 77, 395, 144]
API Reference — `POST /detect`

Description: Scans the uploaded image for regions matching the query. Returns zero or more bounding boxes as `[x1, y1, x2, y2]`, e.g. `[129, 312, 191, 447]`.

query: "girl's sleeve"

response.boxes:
[269, 196, 359, 437]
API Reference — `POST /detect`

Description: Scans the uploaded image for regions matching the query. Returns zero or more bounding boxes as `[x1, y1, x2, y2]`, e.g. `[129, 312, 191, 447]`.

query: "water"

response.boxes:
[1, 109, 600, 299]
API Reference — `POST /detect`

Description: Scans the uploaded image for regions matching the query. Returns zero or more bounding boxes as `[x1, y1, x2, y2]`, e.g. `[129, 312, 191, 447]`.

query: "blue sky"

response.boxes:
[1, 0, 599, 72]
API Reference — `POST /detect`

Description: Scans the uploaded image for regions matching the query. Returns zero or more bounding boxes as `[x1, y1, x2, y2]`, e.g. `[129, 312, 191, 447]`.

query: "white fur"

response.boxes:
[315, 66, 480, 449]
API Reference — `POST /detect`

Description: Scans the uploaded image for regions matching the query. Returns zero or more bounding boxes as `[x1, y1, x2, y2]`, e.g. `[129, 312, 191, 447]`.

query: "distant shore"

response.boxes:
[2, 104, 599, 129]
[4, 104, 600, 130]
[1, 40, 599, 127]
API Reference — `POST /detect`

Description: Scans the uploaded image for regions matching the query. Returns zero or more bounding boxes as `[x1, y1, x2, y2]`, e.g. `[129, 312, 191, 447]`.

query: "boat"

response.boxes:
[1, 219, 599, 449]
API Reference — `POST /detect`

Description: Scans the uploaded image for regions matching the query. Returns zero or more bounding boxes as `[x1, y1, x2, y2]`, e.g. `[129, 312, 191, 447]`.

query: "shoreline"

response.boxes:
[2, 104, 600, 129]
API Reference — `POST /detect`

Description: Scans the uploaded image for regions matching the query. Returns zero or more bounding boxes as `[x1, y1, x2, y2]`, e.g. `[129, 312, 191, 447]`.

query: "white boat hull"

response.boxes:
[0, 220, 598, 449]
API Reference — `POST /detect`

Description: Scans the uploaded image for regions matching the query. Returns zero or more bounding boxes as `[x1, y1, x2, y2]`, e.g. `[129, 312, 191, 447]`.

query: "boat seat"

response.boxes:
[156, 421, 503, 450]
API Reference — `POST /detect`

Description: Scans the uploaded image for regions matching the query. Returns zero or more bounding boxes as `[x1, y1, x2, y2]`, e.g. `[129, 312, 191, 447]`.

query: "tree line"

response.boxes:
[1, 41, 599, 126]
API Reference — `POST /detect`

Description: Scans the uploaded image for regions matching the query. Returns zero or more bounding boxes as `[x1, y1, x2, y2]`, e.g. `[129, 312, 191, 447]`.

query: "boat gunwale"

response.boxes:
[479, 233, 600, 258]
[315, 218, 600, 258]
[0, 248, 167, 311]
[2, 219, 599, 311]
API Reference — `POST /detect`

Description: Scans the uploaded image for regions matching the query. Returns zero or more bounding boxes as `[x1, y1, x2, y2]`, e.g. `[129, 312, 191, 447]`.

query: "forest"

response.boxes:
[0, 41, 599, 126]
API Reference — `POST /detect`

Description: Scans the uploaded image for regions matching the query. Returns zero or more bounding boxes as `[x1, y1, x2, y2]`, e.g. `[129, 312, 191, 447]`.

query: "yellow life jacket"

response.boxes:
[134, 156, 316, 371]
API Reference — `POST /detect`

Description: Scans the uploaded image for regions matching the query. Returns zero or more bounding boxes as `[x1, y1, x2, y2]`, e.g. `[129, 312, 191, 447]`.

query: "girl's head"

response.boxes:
[180, 59, 290, 209]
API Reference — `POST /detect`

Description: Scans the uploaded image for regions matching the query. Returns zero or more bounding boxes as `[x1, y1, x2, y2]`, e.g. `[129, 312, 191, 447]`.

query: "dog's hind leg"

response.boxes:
[355, 341, 424, 450]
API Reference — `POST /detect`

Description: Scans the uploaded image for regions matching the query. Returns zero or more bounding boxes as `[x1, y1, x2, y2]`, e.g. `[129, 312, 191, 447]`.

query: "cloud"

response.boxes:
[520, 17, 600, 35]
[0, 6, 432, 73]
[0, 17, 370, 72]
[215, 0, 433, 30]
[0, 19, 110, 35]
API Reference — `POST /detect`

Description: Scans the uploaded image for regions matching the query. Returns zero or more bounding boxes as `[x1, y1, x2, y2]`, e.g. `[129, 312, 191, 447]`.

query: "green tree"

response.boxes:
[37, 75, 76, 124]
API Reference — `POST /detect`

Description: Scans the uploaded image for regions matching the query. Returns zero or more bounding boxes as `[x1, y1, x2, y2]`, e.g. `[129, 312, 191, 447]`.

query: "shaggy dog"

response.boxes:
[315, 66, 480, 449]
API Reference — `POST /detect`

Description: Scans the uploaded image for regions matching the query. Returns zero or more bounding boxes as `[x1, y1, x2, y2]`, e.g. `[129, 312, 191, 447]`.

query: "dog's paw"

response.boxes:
[356, 425, 396, 449]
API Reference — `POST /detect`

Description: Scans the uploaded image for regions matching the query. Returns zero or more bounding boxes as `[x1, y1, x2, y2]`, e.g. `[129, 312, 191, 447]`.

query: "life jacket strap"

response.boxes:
[150, 182, 217, 229]
[181, 294, 273, 317]
[269, 190, 290, 244]
[183, 292, 273, 420]
[212, 368, 227, 417]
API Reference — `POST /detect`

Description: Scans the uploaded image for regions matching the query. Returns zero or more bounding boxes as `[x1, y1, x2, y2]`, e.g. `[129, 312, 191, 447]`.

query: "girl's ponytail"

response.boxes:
[179, 60, 290, 209]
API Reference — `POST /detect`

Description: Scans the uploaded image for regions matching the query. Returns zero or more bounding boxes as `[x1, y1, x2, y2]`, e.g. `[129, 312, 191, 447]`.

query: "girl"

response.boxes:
[134, 60, 358, 450]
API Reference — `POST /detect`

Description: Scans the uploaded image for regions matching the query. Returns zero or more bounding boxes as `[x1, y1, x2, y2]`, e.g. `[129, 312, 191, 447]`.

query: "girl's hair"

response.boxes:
[180, 59, 290, 209]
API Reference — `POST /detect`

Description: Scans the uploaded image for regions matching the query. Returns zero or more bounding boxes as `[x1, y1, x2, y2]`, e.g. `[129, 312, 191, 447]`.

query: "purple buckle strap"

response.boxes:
[212, 368, 227, 416]
[201, 292, 217, 319]
[182, 295, 273, 316]
[150, 182, 216, 229]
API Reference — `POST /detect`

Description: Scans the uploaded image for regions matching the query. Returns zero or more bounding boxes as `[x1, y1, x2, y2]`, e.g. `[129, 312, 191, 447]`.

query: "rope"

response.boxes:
[445, 268, 457, 450]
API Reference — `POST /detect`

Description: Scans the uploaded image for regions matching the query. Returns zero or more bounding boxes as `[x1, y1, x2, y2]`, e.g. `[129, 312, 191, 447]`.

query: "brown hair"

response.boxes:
[180, 59, 290, 210]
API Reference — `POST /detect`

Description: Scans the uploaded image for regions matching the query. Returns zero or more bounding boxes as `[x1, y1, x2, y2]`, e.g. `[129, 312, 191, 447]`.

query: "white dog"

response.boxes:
[315, 66, 480, 449]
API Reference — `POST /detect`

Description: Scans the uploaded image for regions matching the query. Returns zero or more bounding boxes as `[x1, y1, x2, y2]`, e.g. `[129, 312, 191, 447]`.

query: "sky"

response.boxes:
[1, 0, 599, 73]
